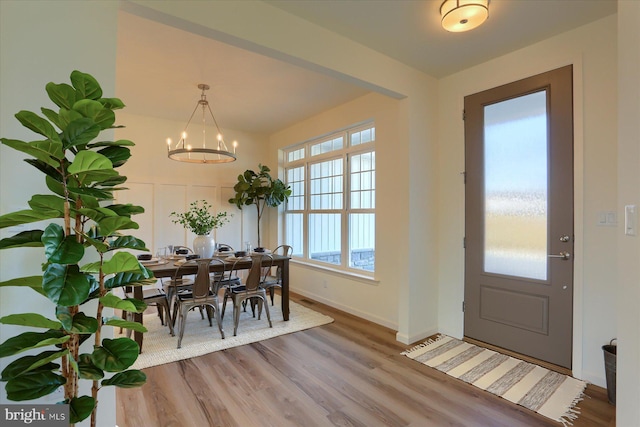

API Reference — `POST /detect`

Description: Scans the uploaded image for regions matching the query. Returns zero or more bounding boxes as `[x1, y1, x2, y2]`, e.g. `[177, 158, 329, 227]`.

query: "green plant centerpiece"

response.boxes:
[228, 164, 291, 249]
[170, 200, 230, 235]
[0, 71, 151, 426]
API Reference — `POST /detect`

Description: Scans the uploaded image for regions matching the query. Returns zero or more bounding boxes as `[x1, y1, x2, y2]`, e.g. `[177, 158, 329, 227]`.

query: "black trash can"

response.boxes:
[602, 339, 617, 405]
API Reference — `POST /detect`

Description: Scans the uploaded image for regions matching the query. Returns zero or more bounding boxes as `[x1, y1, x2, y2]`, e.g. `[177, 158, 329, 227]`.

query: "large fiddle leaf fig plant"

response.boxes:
[0, 71, 152, 426]
[228, 164, 291, 248]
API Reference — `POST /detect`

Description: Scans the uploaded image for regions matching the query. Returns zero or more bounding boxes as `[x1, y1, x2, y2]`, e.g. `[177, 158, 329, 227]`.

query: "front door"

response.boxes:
[464, 65, 574, 369]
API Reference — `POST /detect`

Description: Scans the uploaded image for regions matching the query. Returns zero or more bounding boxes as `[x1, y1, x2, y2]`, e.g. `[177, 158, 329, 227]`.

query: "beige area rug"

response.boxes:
[119, 295, 333, 370]
[402, 335, 587, 426]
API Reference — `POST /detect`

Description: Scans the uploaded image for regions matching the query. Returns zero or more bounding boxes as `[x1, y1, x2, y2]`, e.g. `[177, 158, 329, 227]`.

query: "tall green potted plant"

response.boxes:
[228, 164, 291, 249]
[0, 71, 150, 426]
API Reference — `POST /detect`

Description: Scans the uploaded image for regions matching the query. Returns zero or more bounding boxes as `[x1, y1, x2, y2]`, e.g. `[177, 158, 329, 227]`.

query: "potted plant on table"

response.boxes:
[228, 164, 291, 250]
[0, 71, 150, 426]
[170, 200, 230, 257]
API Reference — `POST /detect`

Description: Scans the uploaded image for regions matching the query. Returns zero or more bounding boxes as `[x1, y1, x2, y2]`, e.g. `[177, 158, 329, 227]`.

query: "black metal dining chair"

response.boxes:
[260, 245, 292, 305]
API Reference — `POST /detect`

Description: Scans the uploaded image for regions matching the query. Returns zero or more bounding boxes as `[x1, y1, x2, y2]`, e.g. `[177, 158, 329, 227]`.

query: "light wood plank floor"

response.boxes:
[116, 293, 615, 426]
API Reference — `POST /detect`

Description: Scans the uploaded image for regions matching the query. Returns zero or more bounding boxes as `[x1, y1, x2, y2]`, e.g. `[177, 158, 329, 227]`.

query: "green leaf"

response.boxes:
[1, 350, 66, 381]
[70, 312, 98, 334]
[99, 294, 147, 313]
[41, 107, 65, 130]
[88, 139, 135, 148]
[104, 270, 155, 290]
[0, 330, 69, 358]
[0, 209, 61, 229]
[28, 194, 67, 215]
[79, 232, 109, 253]
[25, 158, 63, 180]
[98, 97, 125, 110]
[98, 216, 139, 236]
[58, 107, 84, 129]
[0, 313, 62, 330]
[67, 185, 115, 200]
[5, 371, 66, 401]
[102, 370, 146, 388]
[42, 223, 85, 264]
[0, 230, 44, 249]
[74, 99, 116, 130]
[61, 117, 100, 149]
[15, 110, 61, 143]
[42, 263, 91, 306]
[46, 81, 77, 110]
[91, 338, 139, 372]
[104, 317, 147, 333]
[69, 395, 95, 424]
[0, 138, 61, 168]
[0, 276, 46, 297]
[101, 252, 143, 275]
[105, 203, 145, 217]
[108, 236, 147, 251]
[71, 70, 102, 100]
[68, 150, 112, 175]
[98, 146, 131, 167]
[77, 354, 104, 380]
[56, 306, 73, 331]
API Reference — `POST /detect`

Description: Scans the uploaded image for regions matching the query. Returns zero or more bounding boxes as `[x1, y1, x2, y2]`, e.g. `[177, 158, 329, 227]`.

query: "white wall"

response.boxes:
[0, 1, 119, 425]
[616, 1, 640, 425]
[437, 16, 618, 387]
[115, 112, 269, 251]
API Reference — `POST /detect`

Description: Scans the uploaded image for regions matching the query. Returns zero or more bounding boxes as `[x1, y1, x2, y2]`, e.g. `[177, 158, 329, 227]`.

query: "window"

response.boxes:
[284, 123, 375, 274]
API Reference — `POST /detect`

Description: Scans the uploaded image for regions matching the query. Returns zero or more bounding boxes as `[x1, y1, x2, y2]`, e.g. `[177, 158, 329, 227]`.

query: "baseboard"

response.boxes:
[291, 288, 398, 330]
[396, 327, 439, 346]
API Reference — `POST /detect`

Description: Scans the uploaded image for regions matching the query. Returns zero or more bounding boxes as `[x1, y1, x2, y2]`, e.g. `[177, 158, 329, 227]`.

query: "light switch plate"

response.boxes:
[625, 205, 637, 236]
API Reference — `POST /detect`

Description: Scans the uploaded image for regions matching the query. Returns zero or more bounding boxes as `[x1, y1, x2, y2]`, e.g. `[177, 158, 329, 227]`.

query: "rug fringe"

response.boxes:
[557, 389, 586, 427]
[400, 333, 446, 355]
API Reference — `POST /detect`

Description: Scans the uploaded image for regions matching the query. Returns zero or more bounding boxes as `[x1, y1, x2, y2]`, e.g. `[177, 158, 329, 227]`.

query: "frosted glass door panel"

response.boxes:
[483, 91, 548, 280]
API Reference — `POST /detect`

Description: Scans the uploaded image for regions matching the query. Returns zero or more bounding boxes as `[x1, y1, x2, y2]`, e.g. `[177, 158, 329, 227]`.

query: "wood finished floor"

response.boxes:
[116, 293, 615, 427]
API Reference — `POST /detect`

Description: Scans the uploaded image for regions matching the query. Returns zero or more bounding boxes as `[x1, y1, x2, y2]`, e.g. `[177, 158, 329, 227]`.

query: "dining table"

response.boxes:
[132, 253, 290, 352]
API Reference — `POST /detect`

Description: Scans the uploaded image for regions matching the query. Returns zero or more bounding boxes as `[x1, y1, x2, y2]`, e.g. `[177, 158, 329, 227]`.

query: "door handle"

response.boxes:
[548, 251, 571, 260]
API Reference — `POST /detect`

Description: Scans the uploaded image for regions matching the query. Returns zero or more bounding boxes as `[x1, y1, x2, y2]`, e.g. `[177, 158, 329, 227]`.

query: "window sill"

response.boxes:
[290, 259, 380, 286]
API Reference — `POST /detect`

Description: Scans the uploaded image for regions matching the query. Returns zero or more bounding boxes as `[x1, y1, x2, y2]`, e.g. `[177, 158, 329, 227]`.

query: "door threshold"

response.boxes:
[463, 336, 572, 377]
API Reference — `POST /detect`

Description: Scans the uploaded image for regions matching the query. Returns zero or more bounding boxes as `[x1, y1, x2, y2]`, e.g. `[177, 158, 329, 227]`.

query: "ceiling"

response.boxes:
[116, 0, 616, 135]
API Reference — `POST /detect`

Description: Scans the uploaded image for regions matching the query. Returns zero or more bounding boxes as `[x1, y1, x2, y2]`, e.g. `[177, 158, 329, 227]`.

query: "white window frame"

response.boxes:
[283, 122, 375, 276]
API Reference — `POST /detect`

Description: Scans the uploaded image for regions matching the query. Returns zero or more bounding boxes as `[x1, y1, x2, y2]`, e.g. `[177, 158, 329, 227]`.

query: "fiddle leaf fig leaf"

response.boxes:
[98, 146, 131, 167]
[70, 312, 98, 334]
[88, 139, 134, 148]
[104, 270, 154, 290]
[91, 338, 139, 372]
[1, 139, 62, 168]
[108, 236, 147, 251]
[0, 330, 69, 358]
[99, 294, 146, 313]
[5, 371, 66, 401]
[0, 209, 61, 229]
[42, 223, 85, 264]
[28, 195, 67, 215]
[68, 150, 112, 175]
[46, 82, 77, 110]
[77, 354, 104, 380]
[71, 70, 102, 100]
[69, 395, 96, 424]
[98, 97, 125, 110]
[102, 370, 146, 388]
[97, 216, 139, 237]
[100, 252, 142, 275]
[1, 350, 66, 381]
[0, 313, 62, 330]
[56, 306, 73, 331]
[0, 230, 44, 249]
[0, 276, 46, 297]
[62, 117, 100, 149]
[14, 110, 61, 143]
[104, 317, 147, 333]
[42, 263, 91, 306]
[105, 203, 144, 217]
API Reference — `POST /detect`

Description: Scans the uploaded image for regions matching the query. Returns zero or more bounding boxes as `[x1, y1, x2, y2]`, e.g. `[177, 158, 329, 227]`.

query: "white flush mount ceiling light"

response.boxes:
[166, 84, 237, 164]
[440, 0, 489, 32]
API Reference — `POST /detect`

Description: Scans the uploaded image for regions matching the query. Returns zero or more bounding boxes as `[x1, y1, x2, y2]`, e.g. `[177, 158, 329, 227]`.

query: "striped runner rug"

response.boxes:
[402, 335, 587, 426]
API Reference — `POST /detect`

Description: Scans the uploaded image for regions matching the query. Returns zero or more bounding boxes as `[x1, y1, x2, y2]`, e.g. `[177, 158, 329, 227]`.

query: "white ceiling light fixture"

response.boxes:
[166, 84, 237, 164]
[440, 0, 489, 33]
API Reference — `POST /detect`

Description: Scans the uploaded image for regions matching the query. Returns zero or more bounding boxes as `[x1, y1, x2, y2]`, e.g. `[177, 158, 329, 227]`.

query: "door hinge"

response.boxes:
[462, 109, 466, 120]
[462, 301, 466, 312]
[460, 171, 466, 184]
[463, 237, 466, 248]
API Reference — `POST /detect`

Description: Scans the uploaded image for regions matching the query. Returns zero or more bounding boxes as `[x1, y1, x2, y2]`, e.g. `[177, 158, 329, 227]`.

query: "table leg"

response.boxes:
[281, 259, 290, 321]
[132, 285, 143, 353]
